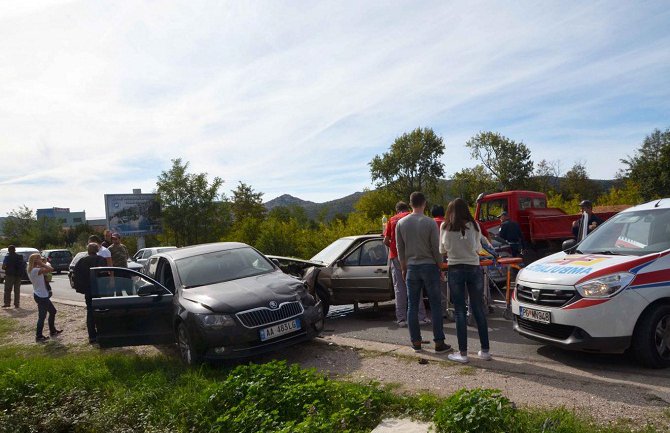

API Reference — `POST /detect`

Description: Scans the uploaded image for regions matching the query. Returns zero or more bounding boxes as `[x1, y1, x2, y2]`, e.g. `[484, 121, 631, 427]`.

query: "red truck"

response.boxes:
[474, 190, 618, 262]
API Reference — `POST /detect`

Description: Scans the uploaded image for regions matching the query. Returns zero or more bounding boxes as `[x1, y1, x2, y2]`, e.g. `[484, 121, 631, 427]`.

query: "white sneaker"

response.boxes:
[447, 353, 469, 364]
[478, 350, 492, 361]
[397, 320, 407, 328]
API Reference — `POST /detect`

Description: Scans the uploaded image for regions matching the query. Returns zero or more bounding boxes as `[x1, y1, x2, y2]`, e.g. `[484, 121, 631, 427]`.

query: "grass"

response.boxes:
[457, 366, 477, 376]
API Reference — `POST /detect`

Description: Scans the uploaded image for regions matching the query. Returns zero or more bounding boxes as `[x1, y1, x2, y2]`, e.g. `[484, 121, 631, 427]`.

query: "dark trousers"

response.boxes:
[85, 295, 97, 340]
[4, 274, 21, 307]
[34, 295, 57, 337]
[448, 264, 490, 353]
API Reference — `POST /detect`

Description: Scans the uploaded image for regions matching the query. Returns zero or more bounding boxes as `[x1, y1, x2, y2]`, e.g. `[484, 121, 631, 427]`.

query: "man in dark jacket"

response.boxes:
[572, 200, 603, 238]
[2, 245, 24, 308]
[74, 243, 106, 343]
[498, 212, 524, 257]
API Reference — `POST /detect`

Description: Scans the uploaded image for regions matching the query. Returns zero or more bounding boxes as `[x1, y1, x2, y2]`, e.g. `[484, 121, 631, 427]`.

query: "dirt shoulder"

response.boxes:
[2, 295, 669, 430]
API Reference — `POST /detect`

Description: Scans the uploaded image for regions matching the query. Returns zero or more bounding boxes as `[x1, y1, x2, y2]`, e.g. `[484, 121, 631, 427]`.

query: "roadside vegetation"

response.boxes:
[0, 316, 665, 433]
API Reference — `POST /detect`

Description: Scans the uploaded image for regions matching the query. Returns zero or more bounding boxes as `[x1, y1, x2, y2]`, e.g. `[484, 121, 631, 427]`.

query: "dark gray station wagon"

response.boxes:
[90, 242, 323, 364]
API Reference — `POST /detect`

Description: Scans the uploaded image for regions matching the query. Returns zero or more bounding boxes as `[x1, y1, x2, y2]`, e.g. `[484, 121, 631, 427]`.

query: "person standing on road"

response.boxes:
[89, 235, 113, 266]
[74, 243, 107, 344]
[571, 200, 603, 238]
[2, 245, 24, 308]
[440, 198, 492, 364]
[27, 253, 62, 342]
[383, 201, 429, 327]
[396, 192, 451, 353]
[498, 211, 524, 257]
[108, 233, 129, 267]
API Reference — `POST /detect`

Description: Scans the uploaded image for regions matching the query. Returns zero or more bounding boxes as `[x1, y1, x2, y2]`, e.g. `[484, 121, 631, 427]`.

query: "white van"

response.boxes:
[512, 198, 670, 368]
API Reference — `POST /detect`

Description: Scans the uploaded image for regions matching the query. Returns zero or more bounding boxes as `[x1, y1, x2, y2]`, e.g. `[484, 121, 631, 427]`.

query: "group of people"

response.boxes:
[384, 192, 491, 363]
[1, 232, 129, 344]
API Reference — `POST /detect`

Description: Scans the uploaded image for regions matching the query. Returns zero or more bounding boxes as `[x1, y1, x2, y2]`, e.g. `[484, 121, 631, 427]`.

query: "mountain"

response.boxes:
[264, 192, 365, 221]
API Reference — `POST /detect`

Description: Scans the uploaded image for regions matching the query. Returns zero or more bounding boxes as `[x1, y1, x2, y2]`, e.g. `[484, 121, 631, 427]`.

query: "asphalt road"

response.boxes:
[19, 274, 670, 377]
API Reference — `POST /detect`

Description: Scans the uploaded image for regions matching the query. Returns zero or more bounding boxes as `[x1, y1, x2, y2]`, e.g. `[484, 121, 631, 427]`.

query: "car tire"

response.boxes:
[315, 286, 330, 317]
[56, 270, 61, 275]
[632, 304, 670, 369]
[69, 273, 75, 289]
[177, 322, 202, 366]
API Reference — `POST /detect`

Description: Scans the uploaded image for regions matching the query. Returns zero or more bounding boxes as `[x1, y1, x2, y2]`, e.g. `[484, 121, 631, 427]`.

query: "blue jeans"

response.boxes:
[406, 264, 444, 344]
[34, 295, 57, 338]
[448, 264, 489, 353]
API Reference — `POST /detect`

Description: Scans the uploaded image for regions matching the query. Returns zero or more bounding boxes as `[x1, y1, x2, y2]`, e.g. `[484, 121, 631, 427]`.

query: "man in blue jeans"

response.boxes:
[396, 192, 452, 353]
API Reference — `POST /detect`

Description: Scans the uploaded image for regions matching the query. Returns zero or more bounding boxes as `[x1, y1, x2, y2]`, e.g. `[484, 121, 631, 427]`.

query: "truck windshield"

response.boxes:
[578, 208, 670, 256]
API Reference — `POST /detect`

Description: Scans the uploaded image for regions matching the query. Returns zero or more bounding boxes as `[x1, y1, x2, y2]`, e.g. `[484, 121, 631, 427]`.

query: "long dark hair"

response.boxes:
[445, 198, 479, 235]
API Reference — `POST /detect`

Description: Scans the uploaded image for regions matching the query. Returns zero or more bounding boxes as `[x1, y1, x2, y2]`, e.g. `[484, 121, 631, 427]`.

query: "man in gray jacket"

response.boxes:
[396, 192, 451, 353]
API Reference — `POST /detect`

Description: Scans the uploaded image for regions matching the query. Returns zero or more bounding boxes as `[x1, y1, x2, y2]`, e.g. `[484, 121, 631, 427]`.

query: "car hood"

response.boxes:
[181, 271, 304, 312]
[519, 251, 659, 286]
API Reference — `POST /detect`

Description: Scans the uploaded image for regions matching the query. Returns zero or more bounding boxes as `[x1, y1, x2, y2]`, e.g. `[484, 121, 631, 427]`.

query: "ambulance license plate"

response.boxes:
[520, 307, 551, 324]
[259, 319, 301, 341]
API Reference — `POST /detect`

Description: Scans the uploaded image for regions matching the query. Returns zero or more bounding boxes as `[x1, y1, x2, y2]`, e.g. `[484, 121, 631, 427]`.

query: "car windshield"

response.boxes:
[176, 247, 275, 288]
[577, 208, 670, 256]
[310, 238, 355, 265]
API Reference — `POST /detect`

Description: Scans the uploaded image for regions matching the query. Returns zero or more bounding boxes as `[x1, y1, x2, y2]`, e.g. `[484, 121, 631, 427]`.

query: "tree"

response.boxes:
[369, 127, 445, 199]
[533, 159, 561, 193]
[2, 206, 36, 245]
[449, 165, 498, 205]
[353, 188, 399, 221]
[621, 127, 670, 200]
[561, 162, 600, 200]
[465, 131, 534, 190]
[230, 182, 266, 222]
[156, 158, 224, 246]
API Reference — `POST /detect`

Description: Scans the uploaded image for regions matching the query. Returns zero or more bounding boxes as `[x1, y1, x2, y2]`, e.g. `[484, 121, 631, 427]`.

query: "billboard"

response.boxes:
[104, 194, 162, 236]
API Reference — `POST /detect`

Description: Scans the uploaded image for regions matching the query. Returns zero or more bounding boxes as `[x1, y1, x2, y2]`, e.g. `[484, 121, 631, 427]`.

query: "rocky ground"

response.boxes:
[2, 296, 669, 431]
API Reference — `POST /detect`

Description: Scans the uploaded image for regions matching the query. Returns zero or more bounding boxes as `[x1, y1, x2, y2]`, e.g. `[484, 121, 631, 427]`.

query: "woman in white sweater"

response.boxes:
[439, 198, 491, 363]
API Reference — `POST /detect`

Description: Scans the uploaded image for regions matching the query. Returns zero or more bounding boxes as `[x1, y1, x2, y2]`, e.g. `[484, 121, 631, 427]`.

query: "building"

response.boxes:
[36, 207, 86, 228]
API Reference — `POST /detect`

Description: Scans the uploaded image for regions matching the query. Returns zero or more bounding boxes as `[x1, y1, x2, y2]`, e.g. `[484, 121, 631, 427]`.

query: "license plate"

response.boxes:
[520, 307, 551, 324]
[259, 319, 301, 341]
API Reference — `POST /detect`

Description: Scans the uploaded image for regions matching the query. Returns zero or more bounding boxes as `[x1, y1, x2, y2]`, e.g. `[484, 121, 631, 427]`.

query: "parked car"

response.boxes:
[69, 251, 142, 288]
[131, 247, 177, 266]
[0, 247, 39, 283]
[90, 242, 324, 364]
[41, 249, 73, 274]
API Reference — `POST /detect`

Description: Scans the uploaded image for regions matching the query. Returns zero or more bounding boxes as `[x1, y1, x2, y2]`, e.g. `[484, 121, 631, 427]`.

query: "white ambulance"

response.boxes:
[512, 198, 670, 368]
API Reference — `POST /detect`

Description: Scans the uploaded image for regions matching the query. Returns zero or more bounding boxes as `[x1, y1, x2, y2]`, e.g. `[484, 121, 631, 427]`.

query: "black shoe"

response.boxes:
[89, 338, 97, 344]
[36, 335, 50, 343]
[50, 329, 63, 336]
[434, 342, 453, 353]
[411, 342, 423, 353]
[2, 304, 10, 308]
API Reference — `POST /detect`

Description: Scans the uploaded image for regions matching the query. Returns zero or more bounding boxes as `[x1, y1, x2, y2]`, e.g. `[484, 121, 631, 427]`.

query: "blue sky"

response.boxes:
[1, 0, 669, 218]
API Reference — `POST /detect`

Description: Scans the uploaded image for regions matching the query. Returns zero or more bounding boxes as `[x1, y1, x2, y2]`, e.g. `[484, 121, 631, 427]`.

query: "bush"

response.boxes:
[434, 388, 517, 433]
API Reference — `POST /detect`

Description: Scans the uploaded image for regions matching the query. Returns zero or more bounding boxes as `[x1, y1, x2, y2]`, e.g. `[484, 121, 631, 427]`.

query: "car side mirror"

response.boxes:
[562, 239, 577, 252]
[137, 284, 164, 296]
[335, 259, 345, 267]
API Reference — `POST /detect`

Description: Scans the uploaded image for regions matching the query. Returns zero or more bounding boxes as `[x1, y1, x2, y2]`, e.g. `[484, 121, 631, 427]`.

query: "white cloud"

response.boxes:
[0, 0, 668, 217]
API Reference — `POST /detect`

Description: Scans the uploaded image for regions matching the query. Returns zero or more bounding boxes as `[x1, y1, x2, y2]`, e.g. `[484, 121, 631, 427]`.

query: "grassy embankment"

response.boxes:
[0, 316, 665, 433]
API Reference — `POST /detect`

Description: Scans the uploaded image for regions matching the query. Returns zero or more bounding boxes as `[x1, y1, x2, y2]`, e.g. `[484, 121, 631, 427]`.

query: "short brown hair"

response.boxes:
[409, 192, 426, 208]
[395, 201, 410, 213]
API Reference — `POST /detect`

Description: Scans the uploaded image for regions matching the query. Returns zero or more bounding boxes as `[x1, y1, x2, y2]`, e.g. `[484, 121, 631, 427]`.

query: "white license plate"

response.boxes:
[520, 307, 551, 324]
[259, 319, 301, 341]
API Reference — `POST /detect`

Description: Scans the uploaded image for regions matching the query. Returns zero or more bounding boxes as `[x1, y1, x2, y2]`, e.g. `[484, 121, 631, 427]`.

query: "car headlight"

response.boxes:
[196, 314, 236, 329]
[574, 272, 634, 298]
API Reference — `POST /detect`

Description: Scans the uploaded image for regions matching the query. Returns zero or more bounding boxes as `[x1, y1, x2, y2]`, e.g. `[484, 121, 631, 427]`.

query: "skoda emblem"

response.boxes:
[269, 301, 279, 309]
[531, 289, 541, 302]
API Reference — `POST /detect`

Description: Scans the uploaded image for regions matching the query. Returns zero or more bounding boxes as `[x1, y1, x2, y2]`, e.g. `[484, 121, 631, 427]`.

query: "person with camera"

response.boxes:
[27, 253, 62, 343]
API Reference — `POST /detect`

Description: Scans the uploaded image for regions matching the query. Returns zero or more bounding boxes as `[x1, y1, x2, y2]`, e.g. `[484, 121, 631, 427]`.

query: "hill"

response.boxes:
[264, 192, 364, 221]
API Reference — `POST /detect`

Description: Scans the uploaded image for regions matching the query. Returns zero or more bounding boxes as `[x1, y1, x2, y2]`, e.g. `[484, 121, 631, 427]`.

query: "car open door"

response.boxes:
[329, 239, 391, 303]
[90, 267, 174, 348]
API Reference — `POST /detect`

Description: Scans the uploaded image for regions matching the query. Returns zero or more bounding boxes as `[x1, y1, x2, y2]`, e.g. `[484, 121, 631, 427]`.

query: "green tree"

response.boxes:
[561, 162, 600, 200]
[231, 182, 266, 222]
[533, 159, 561, 193]
[369, 127, 445, 199]
[449, 165, 498, 204]
[621, 127, 670, 200]
[465, 131, 534, 190]
[353, 188, 399, 221]
[2, 206, 36, 246]
[156, 158, 224, 246]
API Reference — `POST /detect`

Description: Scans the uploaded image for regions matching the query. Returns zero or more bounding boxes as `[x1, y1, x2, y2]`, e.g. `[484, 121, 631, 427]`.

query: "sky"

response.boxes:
[1, 1, 669, 218]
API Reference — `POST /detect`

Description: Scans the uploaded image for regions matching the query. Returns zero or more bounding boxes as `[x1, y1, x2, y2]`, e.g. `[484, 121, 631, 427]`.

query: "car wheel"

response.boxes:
[177, 322, 202, 366]
[56, 270, 61, 275]
[632, 304, 670, 369]
[315, 286, 330, 317]
[69, 273, 75, 289]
